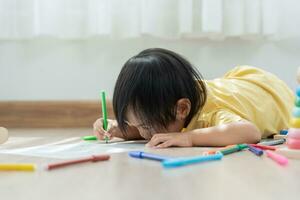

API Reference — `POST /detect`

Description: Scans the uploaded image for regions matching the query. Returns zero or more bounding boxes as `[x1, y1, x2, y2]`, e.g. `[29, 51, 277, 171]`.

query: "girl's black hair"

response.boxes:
[113, 48, 207, 136]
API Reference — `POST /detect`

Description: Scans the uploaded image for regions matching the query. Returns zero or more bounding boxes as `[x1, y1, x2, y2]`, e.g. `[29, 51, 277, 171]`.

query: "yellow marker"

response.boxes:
[290, 118, 300, 128]
[0, 164, 35, 171]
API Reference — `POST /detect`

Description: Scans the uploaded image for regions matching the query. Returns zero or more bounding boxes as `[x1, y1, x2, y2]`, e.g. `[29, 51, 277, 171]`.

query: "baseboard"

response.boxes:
[0, 101, 114, 128]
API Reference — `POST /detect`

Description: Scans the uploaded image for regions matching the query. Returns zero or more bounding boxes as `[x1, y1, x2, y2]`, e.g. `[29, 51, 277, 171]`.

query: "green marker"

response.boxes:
[220, 144, 248, 155]
[82, 135, 97, 141]
[101, 91, 109, 143]
[83, 91, 109, 143]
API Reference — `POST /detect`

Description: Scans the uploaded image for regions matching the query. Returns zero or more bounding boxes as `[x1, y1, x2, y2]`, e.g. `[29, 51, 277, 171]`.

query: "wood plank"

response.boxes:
[0, 101, 114, 128]
[1, 129, 300, 200]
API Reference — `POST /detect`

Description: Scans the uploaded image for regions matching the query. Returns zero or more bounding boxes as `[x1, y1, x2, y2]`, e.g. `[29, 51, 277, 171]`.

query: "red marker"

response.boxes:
[46, 154, 110, 170]
[250, 144, 277, 151]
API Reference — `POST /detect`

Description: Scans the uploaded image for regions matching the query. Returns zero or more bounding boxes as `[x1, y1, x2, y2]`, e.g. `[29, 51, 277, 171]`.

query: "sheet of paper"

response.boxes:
[0, 137, 147, 159]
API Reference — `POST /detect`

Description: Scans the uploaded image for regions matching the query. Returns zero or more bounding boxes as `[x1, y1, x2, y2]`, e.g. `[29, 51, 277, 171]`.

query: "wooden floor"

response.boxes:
[1, 129, 300, 200]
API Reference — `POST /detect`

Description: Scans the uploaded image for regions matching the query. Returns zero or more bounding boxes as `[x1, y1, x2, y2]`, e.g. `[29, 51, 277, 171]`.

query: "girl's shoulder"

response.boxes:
[222, 65, 271, 79]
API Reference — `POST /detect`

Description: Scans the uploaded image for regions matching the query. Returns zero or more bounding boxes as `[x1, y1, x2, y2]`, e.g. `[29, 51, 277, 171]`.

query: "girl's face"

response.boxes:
[125, 110, 185, 140]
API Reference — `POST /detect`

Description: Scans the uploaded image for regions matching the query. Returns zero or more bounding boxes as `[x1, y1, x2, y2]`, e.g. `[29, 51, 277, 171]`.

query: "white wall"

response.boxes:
[1, 0, 300, 101]
[0, 37, 300, 100]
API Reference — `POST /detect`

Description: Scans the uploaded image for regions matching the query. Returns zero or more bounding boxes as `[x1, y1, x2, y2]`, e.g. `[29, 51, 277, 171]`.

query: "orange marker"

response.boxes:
[46, 154, 110, 170]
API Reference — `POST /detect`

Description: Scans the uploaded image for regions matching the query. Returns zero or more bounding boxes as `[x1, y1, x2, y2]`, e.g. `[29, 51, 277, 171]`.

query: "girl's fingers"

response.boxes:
[93, 118, 118, 140]
[104, 131, 113, 139]
[146, 134, 171, 147]
[94, 129, 113, 140]
[93, 125, 104, 134]
[93, 123, 107, 139]
[93, 129, 104, 140]
[156, 140, 173, 148]
[107, 122, 112, 131]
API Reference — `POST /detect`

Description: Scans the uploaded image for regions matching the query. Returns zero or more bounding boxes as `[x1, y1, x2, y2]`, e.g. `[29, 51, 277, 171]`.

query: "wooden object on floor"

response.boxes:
[0, 101, 114, 128]
[0, 127, 8, 144]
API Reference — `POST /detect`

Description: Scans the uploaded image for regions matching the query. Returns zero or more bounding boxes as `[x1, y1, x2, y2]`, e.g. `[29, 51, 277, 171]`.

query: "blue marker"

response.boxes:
[162, 153, 223, 168]
[248, 145, 263, 156]
[128, 151, 171, 161]
[279, 129, 288, 135]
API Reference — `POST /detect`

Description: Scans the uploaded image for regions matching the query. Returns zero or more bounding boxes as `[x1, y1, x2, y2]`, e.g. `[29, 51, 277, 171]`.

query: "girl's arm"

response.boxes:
[146, 121, 261, 148]
[189, 121, 261, 147]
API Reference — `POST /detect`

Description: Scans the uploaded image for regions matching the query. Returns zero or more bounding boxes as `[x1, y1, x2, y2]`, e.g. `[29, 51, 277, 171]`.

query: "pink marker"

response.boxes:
[266, 150, 288, 166]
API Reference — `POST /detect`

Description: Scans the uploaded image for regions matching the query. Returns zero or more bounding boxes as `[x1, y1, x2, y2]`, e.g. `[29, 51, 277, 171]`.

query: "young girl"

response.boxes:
[93, 48, 294, 147]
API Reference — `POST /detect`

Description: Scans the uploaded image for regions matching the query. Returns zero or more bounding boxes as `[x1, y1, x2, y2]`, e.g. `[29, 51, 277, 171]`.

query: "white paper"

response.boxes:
[0, 137, 146, 159]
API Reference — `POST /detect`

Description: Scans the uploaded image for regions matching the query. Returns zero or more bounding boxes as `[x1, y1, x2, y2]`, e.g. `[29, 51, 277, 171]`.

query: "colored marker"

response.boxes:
[220, 144, 248, 155]
[250, 144, 277, 151]
[46, 154, 110, 170]
[0, 164, 35, 171]
[287, 137, 300, 149]
[280, 130, 288, 135]
[293, 107, 300, 118]
[259, 139, 286, 146]
[101, 91, 109, 143]
[129, 151, 172, 161]
[202, 145, 235, 155]
[297, 86, 300, 97]
[162, 153, 223, 168]
[248, 145, 263, 156]
[266, 150, 288, 166]
[295, 96, 300, 107]
[82, 135, 97, 141]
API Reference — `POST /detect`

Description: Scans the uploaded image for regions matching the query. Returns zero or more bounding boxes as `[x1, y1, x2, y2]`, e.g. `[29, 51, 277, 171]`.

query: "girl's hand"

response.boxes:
[146, 132, 193, 148]
[93, 118, 119, 140]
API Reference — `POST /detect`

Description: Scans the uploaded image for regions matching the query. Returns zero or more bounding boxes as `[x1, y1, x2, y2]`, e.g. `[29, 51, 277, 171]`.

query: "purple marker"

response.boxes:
[248, 145, 263, 156]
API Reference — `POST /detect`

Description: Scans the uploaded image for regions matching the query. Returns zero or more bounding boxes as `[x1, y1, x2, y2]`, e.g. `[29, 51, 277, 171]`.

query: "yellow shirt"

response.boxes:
[186, 66, 294, 138]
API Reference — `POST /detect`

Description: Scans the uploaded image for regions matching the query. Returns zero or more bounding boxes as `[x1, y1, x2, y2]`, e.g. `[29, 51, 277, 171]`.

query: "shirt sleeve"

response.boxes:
[210, 109, 247, 126]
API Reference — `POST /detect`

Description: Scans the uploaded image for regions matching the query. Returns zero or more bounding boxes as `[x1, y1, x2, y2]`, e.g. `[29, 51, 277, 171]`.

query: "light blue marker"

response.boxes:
[296, 86, 300, 98]
[293, 107, 300, 118]
[162, 153, 223, 168]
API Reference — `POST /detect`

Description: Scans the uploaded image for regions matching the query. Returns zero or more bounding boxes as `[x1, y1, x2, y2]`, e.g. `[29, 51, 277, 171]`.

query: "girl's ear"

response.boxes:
[175, 98, 191, 121]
